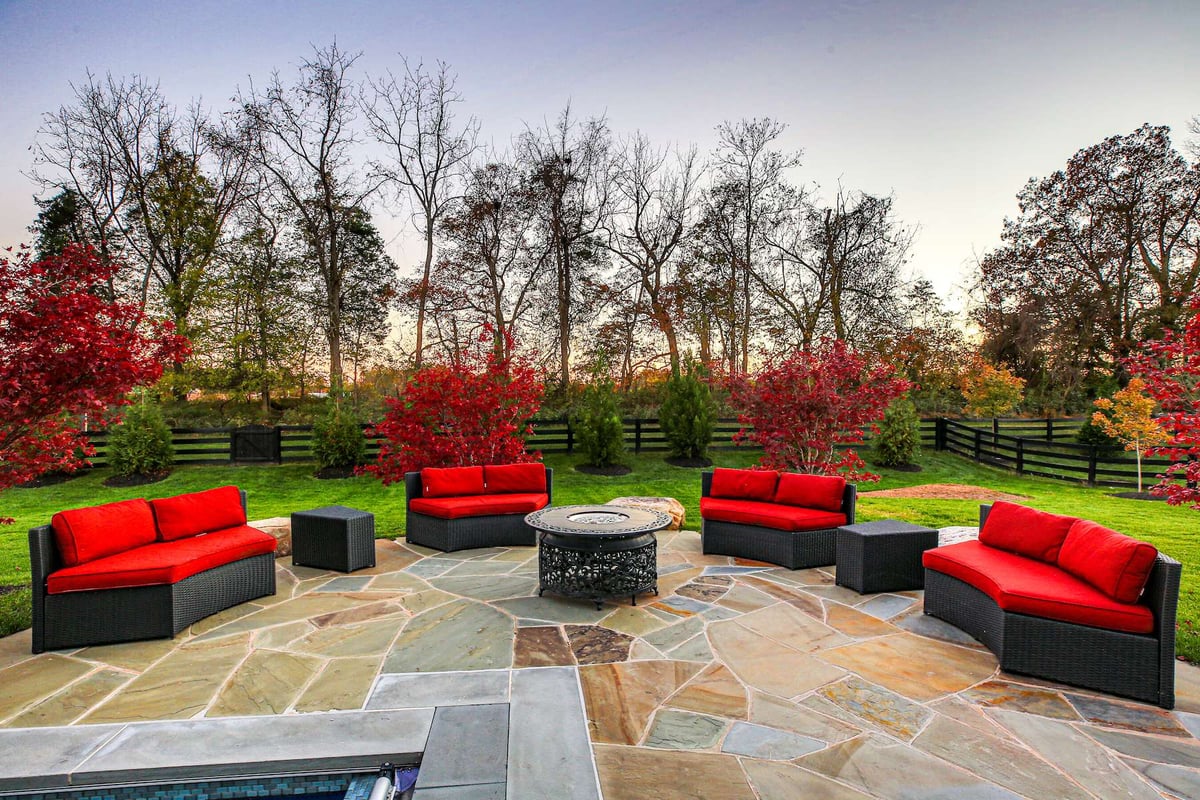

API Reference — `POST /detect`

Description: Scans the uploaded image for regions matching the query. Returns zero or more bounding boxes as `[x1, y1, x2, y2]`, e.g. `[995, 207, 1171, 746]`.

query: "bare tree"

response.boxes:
[239, 43, 383, 391]
[700, 118, 802, 372]
[519, 105, 612, 387]
[605, 133, 701, 374]
[363, 59, 478, 368]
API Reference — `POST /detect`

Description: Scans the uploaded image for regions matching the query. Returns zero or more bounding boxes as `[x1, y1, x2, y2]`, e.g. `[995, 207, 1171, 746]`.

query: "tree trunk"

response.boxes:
[558, 242, 571, 388]
[414, 219, 434, 368]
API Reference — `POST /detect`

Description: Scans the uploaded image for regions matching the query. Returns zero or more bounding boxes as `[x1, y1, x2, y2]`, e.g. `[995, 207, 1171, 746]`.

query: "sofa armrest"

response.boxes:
[701, 471, 713, 499]
[1144, 553, 1182, 635]
[545, 467, 554, 504]
[842, 484, 857, 524]
[404, 471, 423, 508]
[239, 489, 248, 517]
[980, 503, 992, 528]
[28, 525, 57, 590]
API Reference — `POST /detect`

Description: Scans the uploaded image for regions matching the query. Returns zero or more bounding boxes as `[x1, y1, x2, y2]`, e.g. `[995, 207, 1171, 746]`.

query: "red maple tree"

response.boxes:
[363, 328, 543, 483]
[1127, 297, 1200, 507]
[729, 338, 911, 480]
[0, 245, 189, 510]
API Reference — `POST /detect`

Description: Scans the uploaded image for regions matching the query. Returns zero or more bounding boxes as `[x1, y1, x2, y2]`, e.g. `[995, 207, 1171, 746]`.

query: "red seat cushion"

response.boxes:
[773, 473, 846, 512]
[484, 463, 547, 494]
[923, 540, 1155, 634]
[51, 499, 158, 567]
[700, 497, 846, 532]
[150, 486, 246, 542]
[47, 526, 277, 594]
[410, 493, 549, 520]
[978, 501, 1077, 563]
[421, 466, 486, 497]
[710, 468, 778, 501]
[1058, 519, 1158, 604]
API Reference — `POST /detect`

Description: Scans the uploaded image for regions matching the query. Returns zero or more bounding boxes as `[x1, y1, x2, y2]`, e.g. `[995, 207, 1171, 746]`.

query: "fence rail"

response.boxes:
[77, 415, 1164, 490]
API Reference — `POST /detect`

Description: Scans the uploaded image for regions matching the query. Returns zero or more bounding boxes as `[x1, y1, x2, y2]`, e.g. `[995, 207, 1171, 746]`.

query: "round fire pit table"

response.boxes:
[526, 504, 671, 609]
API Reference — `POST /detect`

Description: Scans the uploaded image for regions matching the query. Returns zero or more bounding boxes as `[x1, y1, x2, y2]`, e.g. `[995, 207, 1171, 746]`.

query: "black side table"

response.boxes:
[291, 505, 376, 573]
[836, 520, 939, 594]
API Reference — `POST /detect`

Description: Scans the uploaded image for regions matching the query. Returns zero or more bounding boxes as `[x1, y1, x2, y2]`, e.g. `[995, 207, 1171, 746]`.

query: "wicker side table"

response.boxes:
[836, 520, 939, 594]
[291, 506, 376, 573]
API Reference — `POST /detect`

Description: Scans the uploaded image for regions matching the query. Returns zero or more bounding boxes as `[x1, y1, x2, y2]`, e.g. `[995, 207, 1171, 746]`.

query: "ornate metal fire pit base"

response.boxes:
[527, 505, 670, 609]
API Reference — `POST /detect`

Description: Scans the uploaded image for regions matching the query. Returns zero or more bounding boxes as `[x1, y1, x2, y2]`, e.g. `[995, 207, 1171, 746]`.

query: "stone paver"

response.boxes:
[1, 525, 1193, 800]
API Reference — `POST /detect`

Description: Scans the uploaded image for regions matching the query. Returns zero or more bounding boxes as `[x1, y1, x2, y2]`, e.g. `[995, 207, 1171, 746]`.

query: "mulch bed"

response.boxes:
[314, 466, 359, 480]
[1109, 491, 1167, 502]
[665, 456, 714, 468]
[861, 483, 1027, 501]
[15, 471, 81, 489]
[102, 471, 171, 488]
[575, 464, 633, 476]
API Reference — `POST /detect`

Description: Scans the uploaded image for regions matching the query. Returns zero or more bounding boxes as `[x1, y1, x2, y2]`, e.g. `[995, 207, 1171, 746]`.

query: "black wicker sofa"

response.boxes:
[700, 469, 857, 569]
[30, 485, 277, 653]
[405, 463, 552, 552]
[923, 502, 1180, 708]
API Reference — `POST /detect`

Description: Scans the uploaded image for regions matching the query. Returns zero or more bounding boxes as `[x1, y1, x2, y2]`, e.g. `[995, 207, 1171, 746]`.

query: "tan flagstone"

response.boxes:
[82, 635, 250, 723]
[254, 620, 316, 650]
[708, 620, 845, 699]
[384, 599, 514, 673]
[293, 656, 380, 712]
[820, 633, 996, 701]
[200, 594, 364, 638]
[0, 629, 33, 672]
[491, 548, 537, 563]
[75, 637, 178, 672]
[310, 600, 408, 628]
[353, 541, 422, 575]
[0, 654, 94, 721]
[1175, 661, 1200, 714]
[665, 662, 749, 719]
[593, 744, 756, 800]
[629, 640, 666, 660]
[715, 584, 776, 613]
[189, 602, 265, 635]
[400, 588, 457, 614]
[600, 606, 670, 638]
[662, 532, 704, 553]
[928, 695, 1020, 739]
[962, 678, 1080, 720]
[290, 619, 403, 657]
[749, 692, 860, 743]
[740, 576, 823, 615]
[741, 759, 874, 800]
[823, 603, 899, 639]
[682, 552, 738, 568]
[818, 677, 932, 740]
[370, 571, 432, 593]
[579, 660, 703, 744]
[736, 603, 850, 653]
[657, 567, 704, 597]
[913, 713, 1093, 799]
[4, 668, 128, 728]
[209, 649, 323, 717]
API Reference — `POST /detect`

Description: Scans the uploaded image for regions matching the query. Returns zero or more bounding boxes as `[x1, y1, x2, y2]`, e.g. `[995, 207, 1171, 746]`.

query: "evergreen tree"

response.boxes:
[312, 400, 366, 470]
[873, 395, 921, 468]
[660, 359, 715, 462]
[576, 373, 627, 468]
[107, 397, 175, 478]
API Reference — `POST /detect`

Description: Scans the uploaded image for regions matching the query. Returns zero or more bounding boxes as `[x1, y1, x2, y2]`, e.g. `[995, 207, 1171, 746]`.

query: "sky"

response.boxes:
[1, 0, 1198, 310]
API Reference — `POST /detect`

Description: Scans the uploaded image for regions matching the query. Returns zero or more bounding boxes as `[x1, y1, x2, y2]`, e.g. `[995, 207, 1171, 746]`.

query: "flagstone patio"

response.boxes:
[3, 527, 1200, 799]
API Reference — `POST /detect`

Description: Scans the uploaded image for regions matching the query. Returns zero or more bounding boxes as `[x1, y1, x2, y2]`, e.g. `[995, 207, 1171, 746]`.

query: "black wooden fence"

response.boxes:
[77, 415, 1159, 489]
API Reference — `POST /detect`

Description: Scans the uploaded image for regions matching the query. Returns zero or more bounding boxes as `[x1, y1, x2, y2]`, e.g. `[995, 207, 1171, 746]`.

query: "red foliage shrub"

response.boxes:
[0, 245, 189, 513]
[363, 329, 543, 483]
[1128, 298, 1200, 508]
[729, 338, 911, 481]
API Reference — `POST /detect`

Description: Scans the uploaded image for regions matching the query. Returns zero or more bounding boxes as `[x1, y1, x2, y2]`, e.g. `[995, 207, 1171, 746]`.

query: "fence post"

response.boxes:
[566, 419, 574, 454]
[1046, 417, 1053, 441]
[992, 417, 999, 444]
[935, 418, 946, 451]
[1016, 438, 1024, 474]
[973, 430, 982, 462]
[1087, 445, 1098, 487]
[634, 418, 642, 454]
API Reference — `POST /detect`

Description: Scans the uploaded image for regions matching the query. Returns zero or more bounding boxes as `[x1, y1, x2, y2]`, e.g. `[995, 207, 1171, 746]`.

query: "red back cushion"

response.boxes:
[773, 473, 847, 512]
[51, 498, 158, 567]
[422, 466, 486, 498]
[484, 463, 546, 494]
[978, 501, 1077, 563]
[1057, 519, 1159, 603]
[710, 468, 779, 501]
[150, 486, 247, 542]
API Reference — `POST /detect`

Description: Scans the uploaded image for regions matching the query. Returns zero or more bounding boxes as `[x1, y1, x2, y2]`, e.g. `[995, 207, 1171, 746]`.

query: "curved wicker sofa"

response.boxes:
[923, 503, 1180, 708]
[29, 486, 277, 654]
[700, 469, 857, 569]
[404, 464, 552, 552]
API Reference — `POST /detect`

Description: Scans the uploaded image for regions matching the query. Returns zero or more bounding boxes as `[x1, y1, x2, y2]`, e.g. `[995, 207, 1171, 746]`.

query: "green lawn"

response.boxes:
[2, 448, 1199, 659]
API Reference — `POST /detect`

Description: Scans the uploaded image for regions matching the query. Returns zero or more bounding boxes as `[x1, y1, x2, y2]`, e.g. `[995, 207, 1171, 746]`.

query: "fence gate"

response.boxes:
[230, 425, 281, 464]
